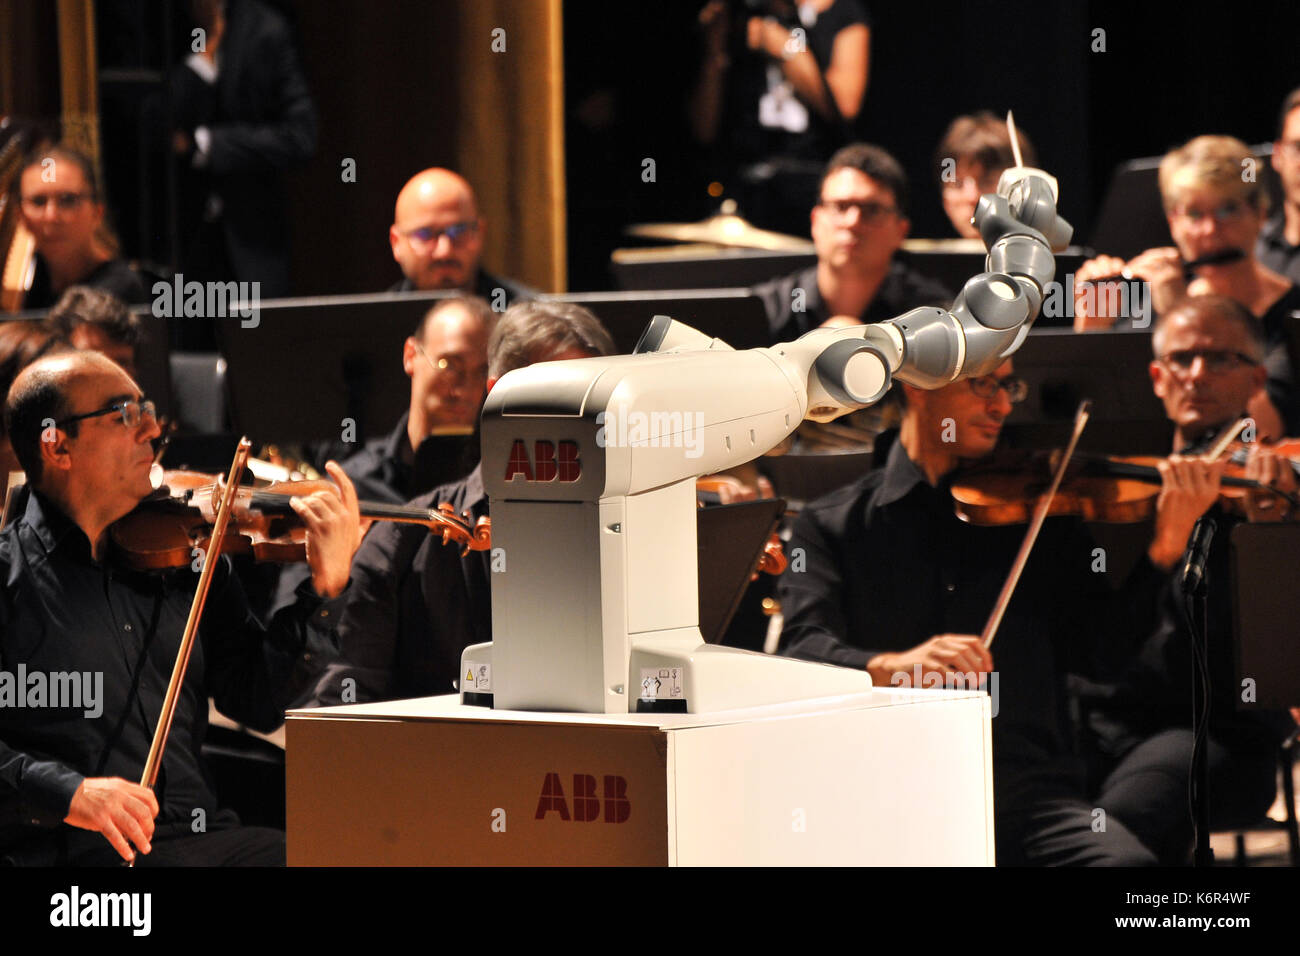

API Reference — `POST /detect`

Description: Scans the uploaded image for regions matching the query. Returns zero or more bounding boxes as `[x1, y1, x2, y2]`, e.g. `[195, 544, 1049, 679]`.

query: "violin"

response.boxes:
[110, 468, 492, 570]
[951, 441, 1300, 527]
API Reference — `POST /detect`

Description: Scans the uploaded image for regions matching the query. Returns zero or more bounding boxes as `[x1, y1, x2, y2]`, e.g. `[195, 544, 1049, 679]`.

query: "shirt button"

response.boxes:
[945, 583, 956, 593]
[124, 623, 134, 632]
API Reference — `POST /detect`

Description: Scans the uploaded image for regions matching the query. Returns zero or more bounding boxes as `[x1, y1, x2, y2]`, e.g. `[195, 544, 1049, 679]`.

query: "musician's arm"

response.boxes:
[303, 518, 424, 708]
[777, 508, 883, 672]
[201, 555, 351, 732]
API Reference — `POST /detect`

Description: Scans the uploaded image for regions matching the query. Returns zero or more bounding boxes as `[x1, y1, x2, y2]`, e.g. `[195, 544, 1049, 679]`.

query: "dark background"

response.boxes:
[73, 0, 1300, 293]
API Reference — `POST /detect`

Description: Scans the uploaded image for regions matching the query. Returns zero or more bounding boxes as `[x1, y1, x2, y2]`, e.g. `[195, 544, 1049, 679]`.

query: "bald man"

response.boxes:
[387, 168, 534, 306]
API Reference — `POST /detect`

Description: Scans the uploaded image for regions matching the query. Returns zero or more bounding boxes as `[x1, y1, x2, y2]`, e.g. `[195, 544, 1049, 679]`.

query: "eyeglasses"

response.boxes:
[968, 375, 1028, 403]
[818, 200, 898, 225]
[1276, 141, 1300, 162]
[1169, 200, 1250, 226]
[413, 342, 479, 381]
[21, 192, 93, 214]
[57, 398, 157, 429]
[401, 220, 479, 249]
[942, 175, 1000, 195]
[1158, 349, 1258, 374]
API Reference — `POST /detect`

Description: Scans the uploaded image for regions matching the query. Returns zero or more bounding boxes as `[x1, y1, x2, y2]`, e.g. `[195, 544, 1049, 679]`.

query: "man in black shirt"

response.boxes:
[0, 351, 361, 865]
[1257, 87, 1300, 284]
[1083, 296, 1298, 862]
[307, 301, 615, 707]
[777, 351, 1245, 865]
[752, 144, 952, 345]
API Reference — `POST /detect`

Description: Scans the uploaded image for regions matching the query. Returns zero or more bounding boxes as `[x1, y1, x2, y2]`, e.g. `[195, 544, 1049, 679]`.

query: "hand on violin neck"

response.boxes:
[290, 461, 362, 598]
[1148, 455, 1226, 570]
[1241, 442, 1297, 522]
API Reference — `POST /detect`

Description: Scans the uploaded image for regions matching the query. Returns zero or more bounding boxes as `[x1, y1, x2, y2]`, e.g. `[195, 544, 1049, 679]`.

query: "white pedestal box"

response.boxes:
[286, 687, 993, 866]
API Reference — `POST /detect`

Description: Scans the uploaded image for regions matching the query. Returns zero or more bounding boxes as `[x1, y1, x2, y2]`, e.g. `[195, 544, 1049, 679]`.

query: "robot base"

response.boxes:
[460, 632, 874, 714]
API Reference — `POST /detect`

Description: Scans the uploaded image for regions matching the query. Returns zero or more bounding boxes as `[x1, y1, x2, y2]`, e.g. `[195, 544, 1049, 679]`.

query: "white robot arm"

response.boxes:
[638, 168, 1072, 423]
[464, 169, 1072, 714]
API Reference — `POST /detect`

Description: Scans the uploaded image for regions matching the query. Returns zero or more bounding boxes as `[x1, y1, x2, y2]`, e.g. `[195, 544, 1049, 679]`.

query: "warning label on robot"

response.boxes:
[639, 667, 683, 701]
[464, 662, 491, 692]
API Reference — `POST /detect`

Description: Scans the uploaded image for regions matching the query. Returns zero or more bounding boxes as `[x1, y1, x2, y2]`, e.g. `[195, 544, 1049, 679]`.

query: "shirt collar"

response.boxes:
[875, 436, 933, 507]
[1259, 213, 1295, 251]
[1176, 415, 1251, 456]
[384, 410, 412, 462]
[22, 488, 95, 561]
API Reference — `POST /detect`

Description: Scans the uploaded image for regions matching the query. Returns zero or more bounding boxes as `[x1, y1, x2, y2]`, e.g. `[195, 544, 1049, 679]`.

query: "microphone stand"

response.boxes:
[1180, 515, 1216, 867]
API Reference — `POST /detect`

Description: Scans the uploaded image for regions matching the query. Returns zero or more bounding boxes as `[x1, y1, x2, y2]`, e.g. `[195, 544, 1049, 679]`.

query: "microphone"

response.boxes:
[1180, 515, 1217, 596]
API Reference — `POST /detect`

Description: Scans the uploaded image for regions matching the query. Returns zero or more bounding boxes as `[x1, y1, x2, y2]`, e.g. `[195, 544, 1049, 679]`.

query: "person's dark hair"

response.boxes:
[488, 301, 616, 379]
[0, 322, 72, 438]
[818, 143, 910, 216]
[1152, 295, 1267, 361]
[933, 112, 1037, 185]
[413, 295, 496, 341]
[46, 286, 141, 347]
[3, 358, 79, 480]
[1277, 87, 1300, 140]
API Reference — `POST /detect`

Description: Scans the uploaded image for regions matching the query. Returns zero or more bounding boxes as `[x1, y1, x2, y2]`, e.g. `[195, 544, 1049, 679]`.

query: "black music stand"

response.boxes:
[1230, 522, 1300, 711]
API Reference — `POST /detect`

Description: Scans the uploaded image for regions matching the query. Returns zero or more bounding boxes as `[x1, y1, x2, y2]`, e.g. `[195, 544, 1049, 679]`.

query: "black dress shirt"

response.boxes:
[752, 261, 953, 345]
[1256, 214, 1300, 285]
[0, 490, 344, 858]
[22, 256, 148, 311]
[387, 269, 537, 306]
[1087, 423, 1296, 757]
[778, 439, 1163, 770]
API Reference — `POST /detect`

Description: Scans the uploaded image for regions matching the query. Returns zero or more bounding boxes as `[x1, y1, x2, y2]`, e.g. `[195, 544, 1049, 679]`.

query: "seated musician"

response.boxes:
[13, 145, 146, 311]
[1073, 135, 1300, 437]
[934, 111, 1036, 240]
[775, 343, 1291, 865]
[306, 301, 615, 707]
[46, 286, 142, 378]
[0, 321, 70, 499]
[316, 296, 495, 504]
[0, 351, 361, 865]
[1080, 295, 1298, 863]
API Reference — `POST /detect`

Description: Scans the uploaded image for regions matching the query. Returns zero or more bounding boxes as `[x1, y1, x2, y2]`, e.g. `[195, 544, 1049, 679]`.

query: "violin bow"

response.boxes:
[982, 401, 1092, 649]
[1205, 417, 1249, 461]
[131, 438, 252, 865]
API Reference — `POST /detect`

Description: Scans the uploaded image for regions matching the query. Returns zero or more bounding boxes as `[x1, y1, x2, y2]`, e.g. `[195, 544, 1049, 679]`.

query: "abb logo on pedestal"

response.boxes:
[534, 772, 630, 823]
[504, 440, 581, 482]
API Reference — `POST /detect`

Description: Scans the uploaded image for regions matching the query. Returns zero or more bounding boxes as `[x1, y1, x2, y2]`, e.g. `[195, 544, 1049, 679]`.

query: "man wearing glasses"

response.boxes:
[387, 167, 534, 305]
[1258, 88, 1300, 284]
[0, 351, 361, 865]
[753, 143, 952, 345]
[774, 328, 1295, 863]
[1079, 295, 1298, 864]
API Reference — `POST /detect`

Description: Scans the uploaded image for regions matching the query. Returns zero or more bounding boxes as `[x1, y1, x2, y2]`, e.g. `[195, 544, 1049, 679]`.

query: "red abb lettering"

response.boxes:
[533, 441, 557, 481]
[503, 440, 582, 482]
[557, 441, 581, 482]
[534, 771, 570, 820]
[603, 775, 630, 823]
[534, 772, 630, 822]
[572, 774, 599, 822]
[505, 440, 533, 482]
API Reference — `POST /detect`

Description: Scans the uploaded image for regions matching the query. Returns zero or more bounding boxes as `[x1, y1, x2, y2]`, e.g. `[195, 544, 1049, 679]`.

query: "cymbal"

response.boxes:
[626, 201, 813, 252]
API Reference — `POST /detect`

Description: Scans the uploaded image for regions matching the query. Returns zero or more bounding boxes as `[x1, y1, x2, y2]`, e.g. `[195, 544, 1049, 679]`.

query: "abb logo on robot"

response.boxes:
[534, 772, 630, 823]
[504, 440, 581, 482]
